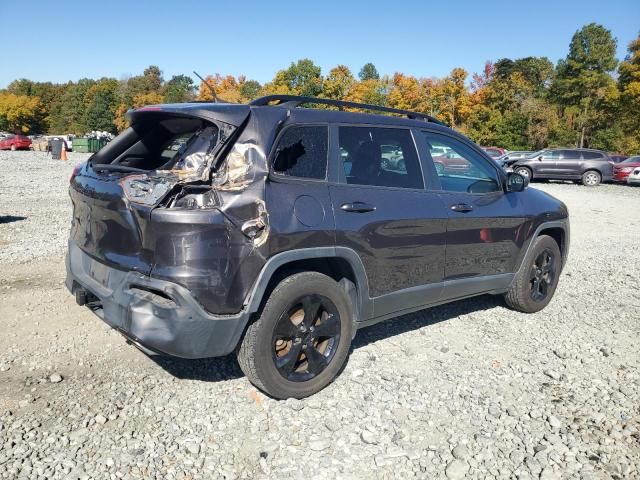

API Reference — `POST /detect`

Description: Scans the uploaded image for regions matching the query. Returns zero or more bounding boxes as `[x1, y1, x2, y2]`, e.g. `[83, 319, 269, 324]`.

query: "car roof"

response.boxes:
[546, 147, 607, 152]
[127, 98, 464, 143]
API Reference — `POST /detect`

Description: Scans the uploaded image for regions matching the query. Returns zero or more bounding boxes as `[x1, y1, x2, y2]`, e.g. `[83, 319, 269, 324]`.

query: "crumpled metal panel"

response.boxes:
[146, 107, 287, 314]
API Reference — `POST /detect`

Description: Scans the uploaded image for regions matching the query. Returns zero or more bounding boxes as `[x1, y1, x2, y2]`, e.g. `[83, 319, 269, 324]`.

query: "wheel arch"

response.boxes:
[583, 168, 603, 176]
[515, 220, 570, 275]
[245, 247, 372, 327]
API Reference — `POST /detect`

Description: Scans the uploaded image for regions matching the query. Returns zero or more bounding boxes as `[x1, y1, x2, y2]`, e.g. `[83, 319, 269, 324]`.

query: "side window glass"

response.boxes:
[581, 151, 602, 160]
[338, 126, 423, 189]
[272, 125, 328, 179]
[543, 150, 561, 160]
[423, 132, 501, 194]
[560, 150, 581, 160]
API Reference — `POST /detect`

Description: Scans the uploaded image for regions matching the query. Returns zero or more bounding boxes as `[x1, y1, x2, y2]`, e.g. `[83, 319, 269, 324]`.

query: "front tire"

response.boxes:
[582, 170, 601, 186]
[514, 166, 532, 181]
[237, 272, 353, 399]
[504, 235, 561, 313]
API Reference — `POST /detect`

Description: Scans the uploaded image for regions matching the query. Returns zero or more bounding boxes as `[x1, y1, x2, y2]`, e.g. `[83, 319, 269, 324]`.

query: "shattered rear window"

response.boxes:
[272, 126, 328, 180]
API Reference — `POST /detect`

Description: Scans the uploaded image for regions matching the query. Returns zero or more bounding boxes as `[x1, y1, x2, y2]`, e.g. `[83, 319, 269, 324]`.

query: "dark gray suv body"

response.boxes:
[66, 95, 570, 398]
[509, 148, 614, 186]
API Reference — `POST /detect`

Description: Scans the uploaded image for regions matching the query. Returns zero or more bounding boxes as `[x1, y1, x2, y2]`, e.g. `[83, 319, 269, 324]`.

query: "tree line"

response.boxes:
[1, 23, 638, 153]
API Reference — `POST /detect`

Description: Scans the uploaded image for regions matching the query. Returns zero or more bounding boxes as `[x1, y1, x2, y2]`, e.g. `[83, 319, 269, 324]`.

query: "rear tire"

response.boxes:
[237, 272, 353, 399]
[504, 235, 561, 313]
[582, 170, 601, 186]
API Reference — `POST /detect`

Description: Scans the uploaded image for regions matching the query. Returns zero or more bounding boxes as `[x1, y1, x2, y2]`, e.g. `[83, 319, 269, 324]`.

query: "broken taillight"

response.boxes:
[70, 162, 85, 183]
[120, 175, 174, 206]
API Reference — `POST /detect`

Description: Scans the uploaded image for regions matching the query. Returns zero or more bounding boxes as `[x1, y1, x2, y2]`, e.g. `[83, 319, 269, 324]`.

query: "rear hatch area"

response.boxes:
[68, 104, 255, 313]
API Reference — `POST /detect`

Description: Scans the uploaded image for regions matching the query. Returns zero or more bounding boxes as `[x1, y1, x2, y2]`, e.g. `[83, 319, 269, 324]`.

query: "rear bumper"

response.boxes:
[65, 241, 250, 359]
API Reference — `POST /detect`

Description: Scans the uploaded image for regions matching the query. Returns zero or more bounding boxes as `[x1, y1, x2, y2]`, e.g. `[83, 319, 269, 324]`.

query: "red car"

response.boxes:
[432, 153, 471, 173]
[0, 134, 32, 151]
[613, 156, 640, 182]
[481, 146, 507, 159]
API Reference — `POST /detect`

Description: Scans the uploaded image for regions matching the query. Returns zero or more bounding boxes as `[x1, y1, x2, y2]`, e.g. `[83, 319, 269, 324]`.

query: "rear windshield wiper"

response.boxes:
[92, 164, 149, 174]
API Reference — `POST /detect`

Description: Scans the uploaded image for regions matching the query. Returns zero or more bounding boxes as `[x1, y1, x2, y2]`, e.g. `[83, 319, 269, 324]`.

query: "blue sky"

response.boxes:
[1, 0, 638, 88]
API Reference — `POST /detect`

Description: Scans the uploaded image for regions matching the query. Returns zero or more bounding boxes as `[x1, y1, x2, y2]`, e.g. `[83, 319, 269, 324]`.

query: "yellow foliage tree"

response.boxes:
[113, 92, 164, 131]
[0, 93, 45, 133]
[197, 74, 258, 103]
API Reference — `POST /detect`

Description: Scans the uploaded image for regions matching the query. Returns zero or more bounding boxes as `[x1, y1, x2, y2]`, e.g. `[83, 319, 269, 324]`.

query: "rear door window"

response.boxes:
[581, 151, 604, 160]
[272, 125, 328, 179]
[338, 126, 423, 189]
[560, 150, 581, 160]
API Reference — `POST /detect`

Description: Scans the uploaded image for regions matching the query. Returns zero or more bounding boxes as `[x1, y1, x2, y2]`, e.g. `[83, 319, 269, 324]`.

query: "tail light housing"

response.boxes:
[70, 162, 85, 183]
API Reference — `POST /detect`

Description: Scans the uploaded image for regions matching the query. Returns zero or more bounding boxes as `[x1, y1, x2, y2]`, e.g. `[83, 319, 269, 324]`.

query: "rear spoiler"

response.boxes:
[126, 103, 251, 127]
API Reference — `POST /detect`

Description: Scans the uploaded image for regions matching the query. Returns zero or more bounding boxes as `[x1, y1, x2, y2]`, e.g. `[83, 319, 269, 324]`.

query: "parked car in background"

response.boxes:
[613, 156, 640, 182]
[66, 95, 569, 399]
[608, 154, 628, 163]
[0, 134, 32, 151]
[510, 148, 614, 186]
[431, 149, 471, 173]
[495, 151, 534, 169]
[627, 166, 640, 185]
[481, 146, 506, 159]
[498, 151, 534, 162]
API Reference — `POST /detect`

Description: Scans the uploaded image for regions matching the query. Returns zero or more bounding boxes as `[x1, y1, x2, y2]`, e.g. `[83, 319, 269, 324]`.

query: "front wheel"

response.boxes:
[582, 170, 601, 186]
[237, 272, 353, 399]
[514, 167, 532, 181]
[504, 235, 561, 313]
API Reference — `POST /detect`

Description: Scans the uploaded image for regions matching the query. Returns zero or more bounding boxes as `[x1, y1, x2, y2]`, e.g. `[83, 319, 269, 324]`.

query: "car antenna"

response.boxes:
[193, 71, 217, 103]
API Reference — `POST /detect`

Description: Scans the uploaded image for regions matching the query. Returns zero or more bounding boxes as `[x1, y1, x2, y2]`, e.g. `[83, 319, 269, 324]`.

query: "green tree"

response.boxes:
[163, 75, 195, 103]
[83, 78, 119, 132]
[239, 79, 262, 101]
[359, 63, 380, 81]
[617, 33, 640, 152]
[271, 58, 323, 97]
[494, 57, 554, 94]
[51, 79, 97, 133]
[551, 23, 618, 147]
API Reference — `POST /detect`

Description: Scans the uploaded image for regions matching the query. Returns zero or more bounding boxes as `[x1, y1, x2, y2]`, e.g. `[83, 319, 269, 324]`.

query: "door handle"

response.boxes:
[341, 202, 376, 213]
[450, 203, 473, 213]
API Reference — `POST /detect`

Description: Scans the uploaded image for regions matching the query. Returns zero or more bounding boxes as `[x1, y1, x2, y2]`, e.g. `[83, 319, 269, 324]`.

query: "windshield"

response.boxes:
[622, 156, 640, 164]
[525, 150, 544, 159]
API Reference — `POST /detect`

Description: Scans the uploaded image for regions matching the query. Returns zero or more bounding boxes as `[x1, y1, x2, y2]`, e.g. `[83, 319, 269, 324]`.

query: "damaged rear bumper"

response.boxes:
[65, 241, 250, 359]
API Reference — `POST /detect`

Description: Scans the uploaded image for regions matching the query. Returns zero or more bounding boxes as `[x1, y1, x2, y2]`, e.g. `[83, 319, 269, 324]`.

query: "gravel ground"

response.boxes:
[0, 150, 639, 479]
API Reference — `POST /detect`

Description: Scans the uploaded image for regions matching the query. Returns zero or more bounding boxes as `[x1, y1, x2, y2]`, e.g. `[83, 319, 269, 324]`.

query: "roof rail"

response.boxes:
[250, 95, 446, 125]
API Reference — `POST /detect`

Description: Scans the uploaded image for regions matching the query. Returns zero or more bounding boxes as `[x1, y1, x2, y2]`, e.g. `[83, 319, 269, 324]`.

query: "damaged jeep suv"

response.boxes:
[66, 95, 570, 399]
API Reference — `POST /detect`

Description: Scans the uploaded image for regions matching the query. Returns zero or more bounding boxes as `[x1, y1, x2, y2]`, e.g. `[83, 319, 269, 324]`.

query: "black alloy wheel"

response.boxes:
[272, 295, 341, 382]
[529, 249, 555, 302]
[236, 271, 353, 399]
[504, 234, 562, 313]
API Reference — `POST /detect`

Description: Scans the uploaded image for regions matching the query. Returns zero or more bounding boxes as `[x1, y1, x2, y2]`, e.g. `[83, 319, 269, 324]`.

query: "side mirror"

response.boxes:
[538, 155, 543, 161]
[506, 172, 528, 192]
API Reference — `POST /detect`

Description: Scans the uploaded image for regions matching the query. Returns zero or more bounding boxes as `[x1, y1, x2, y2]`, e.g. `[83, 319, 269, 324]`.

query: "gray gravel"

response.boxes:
[1, 150, 639, 479]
